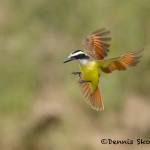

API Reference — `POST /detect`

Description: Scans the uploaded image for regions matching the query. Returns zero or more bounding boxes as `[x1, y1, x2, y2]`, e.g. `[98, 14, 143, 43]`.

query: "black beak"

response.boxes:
[63, 57, 74, 63]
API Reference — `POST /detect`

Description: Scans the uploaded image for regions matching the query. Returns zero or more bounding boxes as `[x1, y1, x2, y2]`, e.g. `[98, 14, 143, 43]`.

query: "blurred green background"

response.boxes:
[0, 0, 150, 150]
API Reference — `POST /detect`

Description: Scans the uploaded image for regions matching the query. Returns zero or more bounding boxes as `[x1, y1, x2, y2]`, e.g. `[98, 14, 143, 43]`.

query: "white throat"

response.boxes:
[78, 59, 89, 65]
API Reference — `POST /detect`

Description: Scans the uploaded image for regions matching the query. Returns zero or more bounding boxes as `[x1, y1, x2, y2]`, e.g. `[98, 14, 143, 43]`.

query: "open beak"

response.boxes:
[63, 57, 74, 63]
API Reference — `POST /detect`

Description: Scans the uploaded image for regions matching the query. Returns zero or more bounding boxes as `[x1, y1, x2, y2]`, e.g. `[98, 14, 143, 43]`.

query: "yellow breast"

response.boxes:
[79, 61, 100, 91]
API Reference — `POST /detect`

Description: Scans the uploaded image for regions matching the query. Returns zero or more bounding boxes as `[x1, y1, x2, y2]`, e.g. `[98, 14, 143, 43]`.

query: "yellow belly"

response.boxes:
[79, 61, 100, 92]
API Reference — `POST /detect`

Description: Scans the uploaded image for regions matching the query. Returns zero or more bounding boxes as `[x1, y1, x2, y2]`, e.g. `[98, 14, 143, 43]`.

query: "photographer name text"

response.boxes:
[101, 138, 150, 145]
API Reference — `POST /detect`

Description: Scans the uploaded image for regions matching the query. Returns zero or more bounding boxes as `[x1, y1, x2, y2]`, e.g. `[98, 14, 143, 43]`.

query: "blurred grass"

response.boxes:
[0, 0, 150, 150]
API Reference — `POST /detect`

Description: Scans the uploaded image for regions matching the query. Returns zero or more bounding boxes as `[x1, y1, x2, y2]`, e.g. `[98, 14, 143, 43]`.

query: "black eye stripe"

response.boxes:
[75, 54, 89, 59]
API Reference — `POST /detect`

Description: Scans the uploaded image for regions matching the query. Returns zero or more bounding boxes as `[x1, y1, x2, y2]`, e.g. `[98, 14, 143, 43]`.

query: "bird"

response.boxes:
[63, 28, 143, 111]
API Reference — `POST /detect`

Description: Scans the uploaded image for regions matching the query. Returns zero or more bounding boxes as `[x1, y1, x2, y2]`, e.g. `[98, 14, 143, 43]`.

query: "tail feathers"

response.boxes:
[77, 77, 104, 111]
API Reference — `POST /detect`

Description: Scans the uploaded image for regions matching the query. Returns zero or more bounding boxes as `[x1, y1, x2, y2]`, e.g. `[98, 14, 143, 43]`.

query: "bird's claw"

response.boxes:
[78, 80, 91, 84]
[71, 72, 82, 77]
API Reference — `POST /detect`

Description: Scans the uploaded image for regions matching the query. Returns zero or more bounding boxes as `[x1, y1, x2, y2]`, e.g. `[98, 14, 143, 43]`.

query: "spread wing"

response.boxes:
[83, 28, 111, 60]
[77, 77, 104, 111]
[100, 48, 144, 73]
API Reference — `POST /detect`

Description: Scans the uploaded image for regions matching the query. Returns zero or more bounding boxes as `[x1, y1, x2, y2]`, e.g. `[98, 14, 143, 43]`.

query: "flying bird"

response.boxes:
[63, 28, 143, 111]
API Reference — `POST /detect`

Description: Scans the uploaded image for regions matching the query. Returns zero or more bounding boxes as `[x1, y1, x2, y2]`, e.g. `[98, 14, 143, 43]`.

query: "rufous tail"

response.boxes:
[77, 77, 104, 111]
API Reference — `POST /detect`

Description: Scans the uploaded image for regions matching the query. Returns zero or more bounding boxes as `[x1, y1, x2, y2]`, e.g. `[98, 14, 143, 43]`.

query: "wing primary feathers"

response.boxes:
[101, 42, 110, 48]
[100, 37, 111, 41]
[100, 48, 144, 73]
[131, 47, 144, 55]
[83, 28, 111, 60]
[92, 28, 107, 34]
[97, 30, 110, 37]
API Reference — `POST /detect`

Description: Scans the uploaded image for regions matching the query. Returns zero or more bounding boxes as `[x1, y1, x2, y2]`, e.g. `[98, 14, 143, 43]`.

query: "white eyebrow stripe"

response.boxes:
[69, 51, 84, 57]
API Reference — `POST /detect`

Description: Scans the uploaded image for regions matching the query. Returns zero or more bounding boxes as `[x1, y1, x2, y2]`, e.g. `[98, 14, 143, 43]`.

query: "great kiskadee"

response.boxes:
[63, 28, 143, 111]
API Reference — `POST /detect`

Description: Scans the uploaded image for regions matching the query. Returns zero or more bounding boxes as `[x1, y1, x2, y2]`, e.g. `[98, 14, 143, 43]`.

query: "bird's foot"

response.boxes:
[78, 80, 91, 84]
[71, 71, 82, 78]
